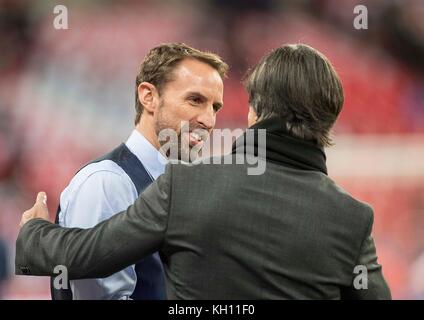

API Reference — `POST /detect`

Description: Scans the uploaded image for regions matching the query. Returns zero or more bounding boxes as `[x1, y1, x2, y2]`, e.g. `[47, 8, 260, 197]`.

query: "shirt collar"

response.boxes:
[125, 129, 167, 180]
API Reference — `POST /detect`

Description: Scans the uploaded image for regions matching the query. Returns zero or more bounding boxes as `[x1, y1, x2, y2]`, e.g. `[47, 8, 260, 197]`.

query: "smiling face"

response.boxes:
[153, 58, 224, 161]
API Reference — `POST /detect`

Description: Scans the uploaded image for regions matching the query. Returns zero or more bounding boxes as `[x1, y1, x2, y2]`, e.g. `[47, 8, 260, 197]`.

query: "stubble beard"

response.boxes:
[154, 100, 198, 162]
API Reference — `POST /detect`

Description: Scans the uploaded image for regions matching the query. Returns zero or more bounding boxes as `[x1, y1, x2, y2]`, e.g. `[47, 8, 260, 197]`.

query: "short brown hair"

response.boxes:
[134, 43, 229, 124]
[244, 44, 344, 147]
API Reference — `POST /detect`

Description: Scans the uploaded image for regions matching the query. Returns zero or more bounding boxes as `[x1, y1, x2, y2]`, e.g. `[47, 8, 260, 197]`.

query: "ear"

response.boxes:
[137, 82, 159, 114]
[248, 106, 258, 127]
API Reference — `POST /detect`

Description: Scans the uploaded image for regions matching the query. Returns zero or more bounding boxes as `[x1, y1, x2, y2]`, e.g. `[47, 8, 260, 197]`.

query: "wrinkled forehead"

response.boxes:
[166, 58, 224, 96]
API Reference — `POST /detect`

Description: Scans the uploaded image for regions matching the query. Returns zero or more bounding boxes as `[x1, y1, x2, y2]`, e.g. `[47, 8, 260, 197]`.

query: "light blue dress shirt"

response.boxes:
[58, 130, 167, 300]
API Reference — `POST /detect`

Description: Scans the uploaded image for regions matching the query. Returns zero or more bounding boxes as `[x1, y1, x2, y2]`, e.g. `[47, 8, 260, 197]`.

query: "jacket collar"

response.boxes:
[231, 117, 328, 175]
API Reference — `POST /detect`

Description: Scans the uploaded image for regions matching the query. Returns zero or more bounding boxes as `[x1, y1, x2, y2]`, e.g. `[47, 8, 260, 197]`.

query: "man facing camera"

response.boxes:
[51, 43, 227, 300]
[16, 44, 390, 299]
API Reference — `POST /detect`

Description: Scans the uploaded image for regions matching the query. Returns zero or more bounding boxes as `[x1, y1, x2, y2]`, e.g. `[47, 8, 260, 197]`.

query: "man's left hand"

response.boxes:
[19, 192, 50, 228]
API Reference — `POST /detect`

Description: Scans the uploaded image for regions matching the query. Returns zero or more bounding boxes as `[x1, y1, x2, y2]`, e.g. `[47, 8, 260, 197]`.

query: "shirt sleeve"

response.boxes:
[59, 162, 139, 300]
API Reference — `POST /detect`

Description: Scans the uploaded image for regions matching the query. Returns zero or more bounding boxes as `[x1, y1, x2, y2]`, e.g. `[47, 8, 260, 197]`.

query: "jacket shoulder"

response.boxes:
[328, 178, 374, 224]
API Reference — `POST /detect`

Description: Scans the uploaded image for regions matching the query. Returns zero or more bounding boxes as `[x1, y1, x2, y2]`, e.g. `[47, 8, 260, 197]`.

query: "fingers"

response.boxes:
[20, 210, 31, 228]
[19, 192, 50, 229]
[35, 191, 48, 216]
[36, 191, 47, 206]
[35, 191, 50, 220]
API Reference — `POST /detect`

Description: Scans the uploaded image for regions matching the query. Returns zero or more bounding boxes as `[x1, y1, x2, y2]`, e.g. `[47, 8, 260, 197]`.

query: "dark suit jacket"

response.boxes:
[15, 119, 391, 299]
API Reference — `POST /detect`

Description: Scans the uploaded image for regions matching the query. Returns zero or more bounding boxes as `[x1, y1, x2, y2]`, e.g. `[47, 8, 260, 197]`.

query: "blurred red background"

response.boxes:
[0, 0, 423, 299]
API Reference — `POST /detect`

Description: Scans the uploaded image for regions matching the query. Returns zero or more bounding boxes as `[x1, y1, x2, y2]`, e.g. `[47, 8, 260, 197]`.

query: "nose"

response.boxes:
[196, 106, 216, 130]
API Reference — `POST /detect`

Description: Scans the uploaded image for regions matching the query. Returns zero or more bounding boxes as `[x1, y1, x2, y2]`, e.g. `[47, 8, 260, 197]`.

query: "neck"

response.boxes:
[233, 117, 328, 175]
[135, 116, 161, 150]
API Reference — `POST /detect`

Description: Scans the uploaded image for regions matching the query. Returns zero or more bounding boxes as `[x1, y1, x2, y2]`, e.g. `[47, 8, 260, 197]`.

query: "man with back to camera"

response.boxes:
[50, 43, 227, 300]
[16, 43, 391, 299]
